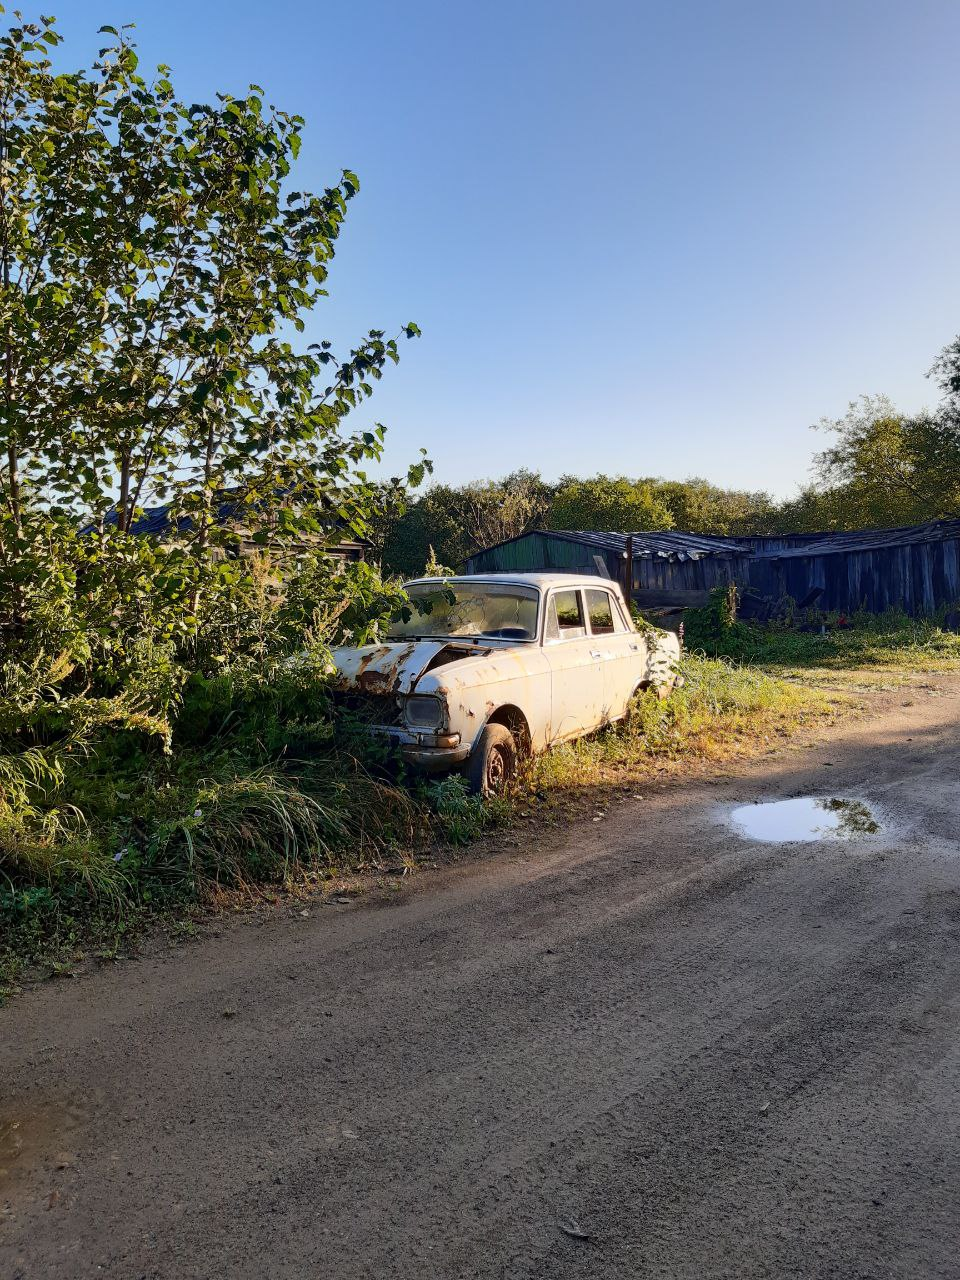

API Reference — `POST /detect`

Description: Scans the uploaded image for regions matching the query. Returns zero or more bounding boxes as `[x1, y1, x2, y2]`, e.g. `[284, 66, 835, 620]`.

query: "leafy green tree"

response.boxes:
[459, 469, 552, 552]
[381, 471, 780, 573]
[0, 12, 425, 646]
[771, 484, 856, 533]
[651, 477, 776, 535]
[381, 469, 551, 576]
[929, 333, 960, 401]
[547, 474, 673, 533]
[808, 394, 960, 527]
[0, 9, 426, 743]
[380, 483, 468, 577]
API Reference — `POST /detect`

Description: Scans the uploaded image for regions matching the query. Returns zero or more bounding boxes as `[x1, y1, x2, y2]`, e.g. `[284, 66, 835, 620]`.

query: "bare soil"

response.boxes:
[3, 675, 960, 1279]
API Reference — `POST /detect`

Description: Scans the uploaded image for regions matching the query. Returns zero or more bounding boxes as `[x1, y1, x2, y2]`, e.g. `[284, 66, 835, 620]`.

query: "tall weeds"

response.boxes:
[529, 653, 830, 791]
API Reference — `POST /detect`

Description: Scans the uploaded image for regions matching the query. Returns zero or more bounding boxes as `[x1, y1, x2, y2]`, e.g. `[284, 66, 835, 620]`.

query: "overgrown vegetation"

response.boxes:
[0, 11, 437, 982]
[685, 589, 960, 675]
[1, 645, 827, 993]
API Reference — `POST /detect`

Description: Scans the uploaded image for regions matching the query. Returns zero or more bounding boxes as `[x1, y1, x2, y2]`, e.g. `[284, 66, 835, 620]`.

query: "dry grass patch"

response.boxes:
[526, 654, 838, 795]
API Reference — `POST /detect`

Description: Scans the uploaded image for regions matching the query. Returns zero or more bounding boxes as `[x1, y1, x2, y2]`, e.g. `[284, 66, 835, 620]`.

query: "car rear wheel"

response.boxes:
[466, 723, 517, 797]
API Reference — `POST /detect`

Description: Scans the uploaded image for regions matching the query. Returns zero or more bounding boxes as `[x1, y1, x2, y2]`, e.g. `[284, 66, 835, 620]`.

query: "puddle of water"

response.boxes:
[0, 1092, 98, 1193]
[731, 797, 880, 843]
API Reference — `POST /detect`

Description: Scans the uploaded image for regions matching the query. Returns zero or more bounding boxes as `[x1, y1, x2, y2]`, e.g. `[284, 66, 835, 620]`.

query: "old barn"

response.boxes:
[466, 529, 750, 608]
[465, 521, 960, 616]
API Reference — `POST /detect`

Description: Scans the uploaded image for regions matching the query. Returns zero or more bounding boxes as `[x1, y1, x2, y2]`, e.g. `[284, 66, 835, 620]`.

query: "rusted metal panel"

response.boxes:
[331, 641, 449, 696]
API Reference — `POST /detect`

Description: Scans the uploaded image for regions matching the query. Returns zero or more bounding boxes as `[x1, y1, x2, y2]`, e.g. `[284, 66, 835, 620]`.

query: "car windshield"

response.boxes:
[387, 582, 540, 641]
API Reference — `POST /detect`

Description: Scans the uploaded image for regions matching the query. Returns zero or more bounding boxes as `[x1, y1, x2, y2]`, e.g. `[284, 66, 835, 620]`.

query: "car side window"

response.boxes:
[585, 589, 619, 636]
[545, 589, 586, 641]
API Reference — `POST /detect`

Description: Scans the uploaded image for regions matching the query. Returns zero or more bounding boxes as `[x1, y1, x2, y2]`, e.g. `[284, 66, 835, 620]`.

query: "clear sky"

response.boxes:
[42, 0, 960, 498]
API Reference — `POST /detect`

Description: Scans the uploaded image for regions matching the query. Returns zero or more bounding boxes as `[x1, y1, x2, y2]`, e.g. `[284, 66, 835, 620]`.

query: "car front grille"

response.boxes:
[331, 690, 403, 727]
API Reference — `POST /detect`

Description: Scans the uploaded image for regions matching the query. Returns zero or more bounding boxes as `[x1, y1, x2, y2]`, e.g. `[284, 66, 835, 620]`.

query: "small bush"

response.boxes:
[424, 773, 509, 845]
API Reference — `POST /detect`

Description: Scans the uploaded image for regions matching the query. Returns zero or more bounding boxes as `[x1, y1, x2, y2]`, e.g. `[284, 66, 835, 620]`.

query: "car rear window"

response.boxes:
[546, 589, 585, 640]
[585, 589, 617, 635]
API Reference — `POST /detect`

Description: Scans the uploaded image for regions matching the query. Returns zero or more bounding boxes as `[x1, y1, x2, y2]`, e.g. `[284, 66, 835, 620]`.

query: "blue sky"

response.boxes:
[45, 1, 960, 498]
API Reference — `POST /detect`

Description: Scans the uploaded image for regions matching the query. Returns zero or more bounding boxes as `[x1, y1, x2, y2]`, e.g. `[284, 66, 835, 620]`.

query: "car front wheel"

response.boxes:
[466, 723, 517, 797]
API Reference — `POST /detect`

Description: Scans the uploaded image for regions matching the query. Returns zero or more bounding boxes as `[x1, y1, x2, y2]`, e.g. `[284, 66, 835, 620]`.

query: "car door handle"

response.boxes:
[590, 649, 602, 660]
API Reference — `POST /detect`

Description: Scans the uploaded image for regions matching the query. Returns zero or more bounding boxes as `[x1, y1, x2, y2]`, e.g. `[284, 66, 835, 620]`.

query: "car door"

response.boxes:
[542, 587, 607, 742]
[584, 586, 646, 721]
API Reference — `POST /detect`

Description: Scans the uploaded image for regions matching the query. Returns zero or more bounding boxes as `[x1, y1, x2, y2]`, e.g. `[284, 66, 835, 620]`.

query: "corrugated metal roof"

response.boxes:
[97, 499, 240, 537]
[518, 521, 960, 562]
[469, 520, 960, 569]
[760, 519, 960, 559]
[505, 529, 750, 562]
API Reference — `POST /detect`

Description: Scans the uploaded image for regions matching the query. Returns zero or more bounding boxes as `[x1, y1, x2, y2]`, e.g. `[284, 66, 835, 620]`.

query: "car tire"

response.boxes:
[466, 723, 517, 797]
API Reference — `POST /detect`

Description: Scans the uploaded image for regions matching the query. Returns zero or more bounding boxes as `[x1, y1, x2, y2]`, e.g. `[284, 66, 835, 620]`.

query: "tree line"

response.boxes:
[379, 341, 960, 575]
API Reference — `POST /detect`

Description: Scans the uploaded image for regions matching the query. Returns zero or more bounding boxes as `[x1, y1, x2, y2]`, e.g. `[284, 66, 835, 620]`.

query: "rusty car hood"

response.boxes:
[330, 640, 491, 696]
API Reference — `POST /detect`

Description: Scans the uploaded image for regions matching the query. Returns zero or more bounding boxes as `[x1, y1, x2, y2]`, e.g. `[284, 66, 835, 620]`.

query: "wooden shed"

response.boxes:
[465, 529, 750, 607]
[741, 521, 960, 615]
[465, 521, 960, 616]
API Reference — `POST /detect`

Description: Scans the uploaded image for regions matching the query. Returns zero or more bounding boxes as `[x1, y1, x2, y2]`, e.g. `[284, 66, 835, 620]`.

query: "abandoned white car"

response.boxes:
[331, 574, 681, 795]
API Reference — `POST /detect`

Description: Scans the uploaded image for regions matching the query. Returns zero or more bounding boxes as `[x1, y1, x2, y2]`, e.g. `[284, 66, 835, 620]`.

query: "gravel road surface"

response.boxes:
[2, 677, 960, 1278]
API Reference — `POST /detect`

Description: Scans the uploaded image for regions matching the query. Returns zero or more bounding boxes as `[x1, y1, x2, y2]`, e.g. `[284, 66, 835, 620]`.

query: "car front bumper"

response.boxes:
[370, 725, 471, 773]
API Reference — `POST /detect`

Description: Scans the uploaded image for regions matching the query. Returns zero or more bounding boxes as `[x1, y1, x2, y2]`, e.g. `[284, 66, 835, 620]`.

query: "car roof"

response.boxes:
[403, 573, 622, 591]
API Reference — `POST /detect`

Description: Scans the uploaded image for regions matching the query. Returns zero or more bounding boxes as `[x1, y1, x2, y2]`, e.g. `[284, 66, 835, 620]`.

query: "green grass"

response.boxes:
[0, 720, 520, 997]
[685, 607, 960, 675]
[0, 651, 821, 997]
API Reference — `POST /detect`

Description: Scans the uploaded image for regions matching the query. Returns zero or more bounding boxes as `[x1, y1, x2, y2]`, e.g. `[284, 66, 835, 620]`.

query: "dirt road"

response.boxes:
[3, 677, 960, 1279]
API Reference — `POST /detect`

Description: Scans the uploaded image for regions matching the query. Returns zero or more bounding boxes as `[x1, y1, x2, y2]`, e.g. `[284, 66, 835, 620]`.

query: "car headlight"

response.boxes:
[404, 695, 444, 729]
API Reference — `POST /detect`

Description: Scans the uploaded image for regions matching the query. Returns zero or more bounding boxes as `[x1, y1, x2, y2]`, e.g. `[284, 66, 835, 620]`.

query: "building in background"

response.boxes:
[465, 522, 960, 616]
[93, 498, 369, 565]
